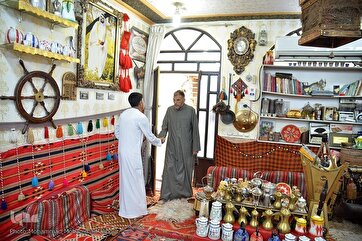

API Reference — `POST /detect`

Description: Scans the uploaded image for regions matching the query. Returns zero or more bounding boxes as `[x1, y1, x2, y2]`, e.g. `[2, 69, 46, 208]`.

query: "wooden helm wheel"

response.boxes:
[16, 60, 60, 133]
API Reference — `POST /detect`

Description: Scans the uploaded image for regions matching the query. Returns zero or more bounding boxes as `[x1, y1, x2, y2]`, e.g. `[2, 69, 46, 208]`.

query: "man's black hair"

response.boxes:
[128, 92, 143, 107]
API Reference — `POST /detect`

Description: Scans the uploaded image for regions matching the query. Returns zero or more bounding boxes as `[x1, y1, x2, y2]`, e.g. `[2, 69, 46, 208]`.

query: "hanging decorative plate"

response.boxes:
[276, 182, 292, 196]
[281, 124, 301, 143]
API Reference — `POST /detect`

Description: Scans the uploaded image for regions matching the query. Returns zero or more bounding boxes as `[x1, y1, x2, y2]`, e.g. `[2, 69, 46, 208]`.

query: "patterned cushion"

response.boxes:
[24, 185, 91, 238]
[207, 166, 306, 197]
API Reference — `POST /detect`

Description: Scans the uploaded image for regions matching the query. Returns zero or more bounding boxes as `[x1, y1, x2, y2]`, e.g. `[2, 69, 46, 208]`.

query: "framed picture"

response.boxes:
[129, 27, 148, 63]
[76, 0, 122, 90]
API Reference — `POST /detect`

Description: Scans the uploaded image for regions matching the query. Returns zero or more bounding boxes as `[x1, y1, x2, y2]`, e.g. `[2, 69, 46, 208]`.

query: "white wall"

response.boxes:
[0, 1, 151, 151]
[161, 19, 302, 139]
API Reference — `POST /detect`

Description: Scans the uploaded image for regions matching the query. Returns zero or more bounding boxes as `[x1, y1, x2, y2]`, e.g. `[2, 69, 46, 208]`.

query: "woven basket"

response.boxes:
[340, 148, 362, 166]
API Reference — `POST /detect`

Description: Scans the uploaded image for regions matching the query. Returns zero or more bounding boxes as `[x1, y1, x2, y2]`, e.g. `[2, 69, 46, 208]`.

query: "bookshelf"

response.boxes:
[258, 64, 362, 147]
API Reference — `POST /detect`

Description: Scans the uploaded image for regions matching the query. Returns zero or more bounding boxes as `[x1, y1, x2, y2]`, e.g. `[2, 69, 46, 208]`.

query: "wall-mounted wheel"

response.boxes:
[15, 60, 60, 133]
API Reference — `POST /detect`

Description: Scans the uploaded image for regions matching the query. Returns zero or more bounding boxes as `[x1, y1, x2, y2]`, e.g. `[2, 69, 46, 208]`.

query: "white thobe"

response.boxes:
[115, 108, 161, 218]
[87, 20, 108, 78]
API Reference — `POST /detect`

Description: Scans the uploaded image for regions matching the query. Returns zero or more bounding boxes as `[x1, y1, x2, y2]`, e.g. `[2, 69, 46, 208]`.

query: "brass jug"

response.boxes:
[235, 188, 243, 203]
[276, 207, 291, 234]
[288, 193, 298, 211]
[237, 206, 250, 225]
[223, 201, 237, 224]
[250, 208, 259, 228]
[261, 209, 274, 230]
[202, 174, 214, 200]
[273, 191, 282, 209]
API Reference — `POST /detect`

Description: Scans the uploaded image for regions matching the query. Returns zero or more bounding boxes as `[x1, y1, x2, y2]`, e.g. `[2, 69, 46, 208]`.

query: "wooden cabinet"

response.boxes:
[258, 64, 362, 148]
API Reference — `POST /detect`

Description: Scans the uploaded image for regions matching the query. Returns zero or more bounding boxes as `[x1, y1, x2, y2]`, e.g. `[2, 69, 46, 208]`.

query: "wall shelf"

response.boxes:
[1, 43, 80, 63]
[0, 0, 78, 29]
[260, 115, 362, 126]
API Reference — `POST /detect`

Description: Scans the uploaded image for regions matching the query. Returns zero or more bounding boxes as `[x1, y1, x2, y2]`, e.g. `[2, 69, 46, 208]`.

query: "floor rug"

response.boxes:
[148, 198, 194, 222]
[114, 226, 184, 241]
[137, 213, 195, 240]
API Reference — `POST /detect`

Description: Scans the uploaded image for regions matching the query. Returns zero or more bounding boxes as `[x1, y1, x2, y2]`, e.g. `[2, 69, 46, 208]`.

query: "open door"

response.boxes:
[150, 67, 160, 194]
[194, 71, 220, 187]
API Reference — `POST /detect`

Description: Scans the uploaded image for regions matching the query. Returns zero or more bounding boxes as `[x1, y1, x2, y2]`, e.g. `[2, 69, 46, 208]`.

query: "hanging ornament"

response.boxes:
[57, 124, 68, 187]
[30, 144, 39, 188]
[106, 152, 112, 161]
[47, 137, 54, 191]
[87, 120, 93, 132]
[0, 153, 8, 210]
[12, 129, 25, 201]
[81, 170, 87, 178]
[113, 153, 118, 161]
[76, 122, 83, 135]
[44, 126, 49, 139]
[56, 125, 63, 138]
[111, 116, 115, 126]
[96, 118, 104, 170]
[63, 178, 69, 187]
[27, 128, 35, 144]
[84, 164, 90, 172]
[68, 123, 74, 136]
[96, 119, 100, 129]
[48, 180, 55, 190]
[103, 117, 108, 128]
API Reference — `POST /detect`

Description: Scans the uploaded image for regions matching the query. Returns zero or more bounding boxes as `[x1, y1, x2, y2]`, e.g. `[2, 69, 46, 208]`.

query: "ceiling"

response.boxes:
[118, 0, 302, 24]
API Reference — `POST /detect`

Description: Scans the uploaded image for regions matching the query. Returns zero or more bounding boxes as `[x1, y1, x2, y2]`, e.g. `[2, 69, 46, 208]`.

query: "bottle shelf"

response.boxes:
[257, 139, 341, 150]
[259, 115, 362, 126]
[1, 0, 78, 29]
[1, 43, 80, 63]
[262, 91, 362, 99]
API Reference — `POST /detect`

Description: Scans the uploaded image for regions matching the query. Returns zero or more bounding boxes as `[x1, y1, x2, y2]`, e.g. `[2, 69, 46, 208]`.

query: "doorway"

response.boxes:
[153, 27, 222, 191]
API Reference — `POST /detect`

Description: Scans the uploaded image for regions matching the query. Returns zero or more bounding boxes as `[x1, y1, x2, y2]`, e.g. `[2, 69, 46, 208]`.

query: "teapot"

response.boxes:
[237, 206, 250, 225]
[249, 208, 259, 228]
[223, 201, 237, 224]
[208, 219, 221, 240]
[294, 217, 307, 234]
[275, 207, 291, 234]
[234, 222, 249, 241]
[202, 173, 214, 200]
[261, 209, 274, 230]
[209, 201, 222, 222]
[23, 32, 39, 48]
[6, 27, 23, 44]
[195, 216, 208, 237]
[221, 223, 233, 241]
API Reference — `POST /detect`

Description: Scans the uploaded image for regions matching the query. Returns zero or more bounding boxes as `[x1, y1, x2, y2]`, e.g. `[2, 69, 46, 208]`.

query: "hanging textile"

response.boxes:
[119, 14, 133, 92]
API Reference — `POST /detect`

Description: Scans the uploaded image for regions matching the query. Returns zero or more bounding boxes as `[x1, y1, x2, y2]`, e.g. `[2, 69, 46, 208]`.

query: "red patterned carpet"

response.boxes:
[108, 213, 195, 241]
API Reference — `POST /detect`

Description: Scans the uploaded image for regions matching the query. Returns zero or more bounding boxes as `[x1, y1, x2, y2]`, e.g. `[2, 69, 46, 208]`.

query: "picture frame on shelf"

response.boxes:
[76, 0, 122, 90]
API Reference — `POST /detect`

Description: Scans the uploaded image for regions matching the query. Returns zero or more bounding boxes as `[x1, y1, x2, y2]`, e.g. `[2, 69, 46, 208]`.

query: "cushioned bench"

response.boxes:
[206, 166, 306, 197]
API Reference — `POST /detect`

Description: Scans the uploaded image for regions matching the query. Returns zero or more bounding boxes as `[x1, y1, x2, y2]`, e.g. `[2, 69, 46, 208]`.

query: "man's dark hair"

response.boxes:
[174, 90, 185, 98]
[128, 92, 143, 107]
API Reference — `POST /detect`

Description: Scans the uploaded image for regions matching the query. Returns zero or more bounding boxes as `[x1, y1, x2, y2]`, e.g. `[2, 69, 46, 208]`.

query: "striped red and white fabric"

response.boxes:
[24, 185, 90, 238]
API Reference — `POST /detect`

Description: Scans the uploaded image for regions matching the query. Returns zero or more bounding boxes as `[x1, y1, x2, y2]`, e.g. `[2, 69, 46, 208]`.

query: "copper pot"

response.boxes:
[233, 104, 258, 132]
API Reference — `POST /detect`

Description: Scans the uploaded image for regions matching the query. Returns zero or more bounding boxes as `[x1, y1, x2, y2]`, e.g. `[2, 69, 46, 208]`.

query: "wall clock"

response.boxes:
[227, 26, 257, 75]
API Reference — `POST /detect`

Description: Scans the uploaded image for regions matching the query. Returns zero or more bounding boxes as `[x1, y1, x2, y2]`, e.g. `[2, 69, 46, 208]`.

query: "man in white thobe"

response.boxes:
[115, 92, 164, 219]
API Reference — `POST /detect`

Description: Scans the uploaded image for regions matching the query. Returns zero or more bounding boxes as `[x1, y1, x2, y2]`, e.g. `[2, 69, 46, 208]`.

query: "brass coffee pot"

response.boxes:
[237, 206, 250, 225]
[276, 207, 291, 234]
[288, 193, 298, 211]
[273, 191, 282, 209]
[250, 208, 259, 228]
[223, 201, 237, 224]
[261, 209, 274, 230]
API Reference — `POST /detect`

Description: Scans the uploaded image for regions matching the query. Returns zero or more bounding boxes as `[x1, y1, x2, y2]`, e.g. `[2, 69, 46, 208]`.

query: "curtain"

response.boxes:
[142, 25, 166, 185]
